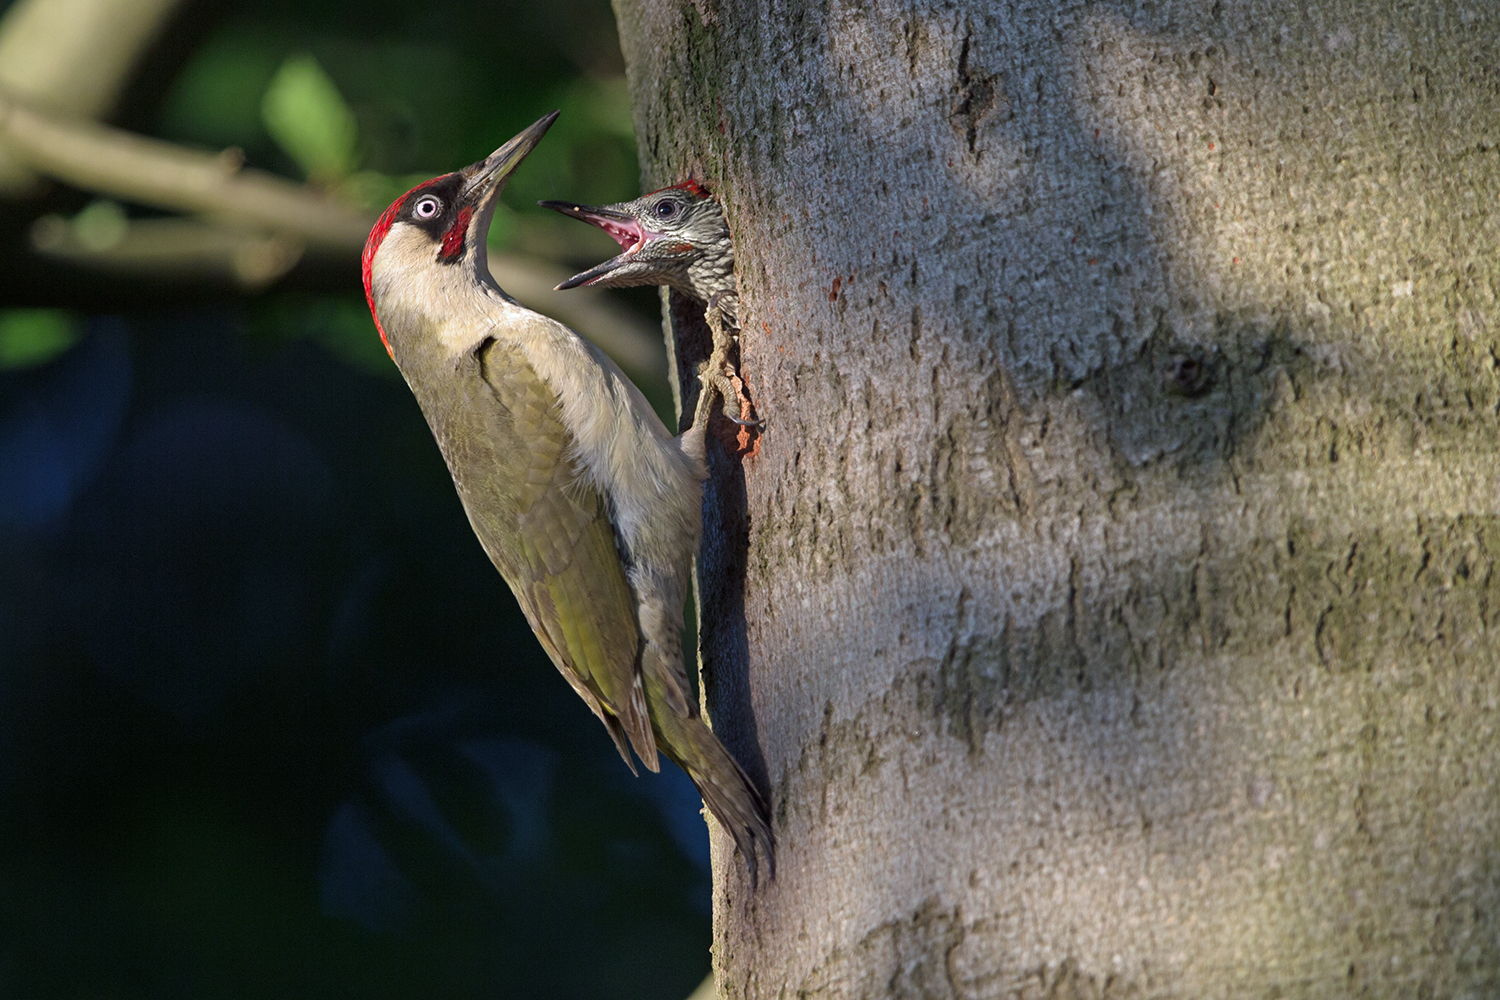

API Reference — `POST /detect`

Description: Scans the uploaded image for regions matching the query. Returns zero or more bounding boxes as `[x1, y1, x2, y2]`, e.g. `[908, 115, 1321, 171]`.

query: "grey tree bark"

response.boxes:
[611, 1, 1500, 996]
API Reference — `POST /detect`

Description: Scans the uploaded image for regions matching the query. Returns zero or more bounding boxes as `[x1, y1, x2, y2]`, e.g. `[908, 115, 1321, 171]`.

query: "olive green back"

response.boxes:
[397, 329, 651, 767]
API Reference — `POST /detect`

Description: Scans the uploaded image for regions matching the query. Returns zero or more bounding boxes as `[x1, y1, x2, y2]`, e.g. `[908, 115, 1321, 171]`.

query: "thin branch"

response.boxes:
[0, 88, 373, 249]
[0, 0, 187, 190]
[31, 215, 304, 289]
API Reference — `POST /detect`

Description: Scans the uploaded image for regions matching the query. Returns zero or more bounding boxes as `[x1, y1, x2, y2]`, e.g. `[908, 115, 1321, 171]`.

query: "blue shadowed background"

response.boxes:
[0, 1, 712, 997]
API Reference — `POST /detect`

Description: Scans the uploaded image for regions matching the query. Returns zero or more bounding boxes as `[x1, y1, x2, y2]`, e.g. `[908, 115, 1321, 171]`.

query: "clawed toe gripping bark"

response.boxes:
[694, 296, 764, 433]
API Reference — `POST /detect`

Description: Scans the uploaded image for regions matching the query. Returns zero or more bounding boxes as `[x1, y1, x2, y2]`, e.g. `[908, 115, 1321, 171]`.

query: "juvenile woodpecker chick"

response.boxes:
[362, 114, 772, 881]
[539, 184, 758, 433]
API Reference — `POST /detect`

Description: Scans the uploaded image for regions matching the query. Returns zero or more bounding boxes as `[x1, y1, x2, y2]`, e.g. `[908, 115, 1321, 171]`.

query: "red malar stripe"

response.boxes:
[440, 205, 473, 261]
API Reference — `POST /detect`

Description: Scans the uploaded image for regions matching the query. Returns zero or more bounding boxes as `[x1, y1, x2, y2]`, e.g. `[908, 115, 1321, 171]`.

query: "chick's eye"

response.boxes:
[654, 199, 679, 220]
[412, 195, 443, 220]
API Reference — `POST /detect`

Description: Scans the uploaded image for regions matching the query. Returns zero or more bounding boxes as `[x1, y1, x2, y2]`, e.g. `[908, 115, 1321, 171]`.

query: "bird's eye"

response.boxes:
[412, 195, 443, 220]
[654, 199, 680, 220]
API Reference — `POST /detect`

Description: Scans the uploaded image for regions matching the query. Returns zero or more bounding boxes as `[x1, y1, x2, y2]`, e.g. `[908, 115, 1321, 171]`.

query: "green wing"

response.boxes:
[431, 336, 658, 773]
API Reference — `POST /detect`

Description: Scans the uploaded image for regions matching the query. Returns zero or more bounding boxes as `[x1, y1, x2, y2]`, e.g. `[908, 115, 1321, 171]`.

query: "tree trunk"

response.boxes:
[611, 1, 1500, 996]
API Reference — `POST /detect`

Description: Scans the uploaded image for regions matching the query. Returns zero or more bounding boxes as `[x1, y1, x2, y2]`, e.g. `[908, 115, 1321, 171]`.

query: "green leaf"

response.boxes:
[0, 309, 82, 369]
[261, 54, 359, 183]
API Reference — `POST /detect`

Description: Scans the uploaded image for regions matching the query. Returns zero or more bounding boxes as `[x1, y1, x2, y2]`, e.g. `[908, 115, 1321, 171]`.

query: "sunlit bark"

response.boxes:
[614, 0, 1500, 996]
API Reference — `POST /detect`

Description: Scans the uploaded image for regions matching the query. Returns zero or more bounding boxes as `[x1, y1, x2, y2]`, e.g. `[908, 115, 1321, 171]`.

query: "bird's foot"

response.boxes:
[692, 292, 762, 454]
[701, 294, 760, 424]
[707, 368, 764, 428]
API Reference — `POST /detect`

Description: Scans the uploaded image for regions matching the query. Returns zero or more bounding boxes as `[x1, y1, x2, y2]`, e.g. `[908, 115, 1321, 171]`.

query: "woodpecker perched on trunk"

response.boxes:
[539, 184, 759, 433]
[362, 113, 772, 881]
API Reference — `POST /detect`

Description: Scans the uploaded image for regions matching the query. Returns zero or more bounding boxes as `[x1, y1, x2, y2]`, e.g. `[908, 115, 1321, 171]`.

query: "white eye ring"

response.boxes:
[412, 195, 443, 220]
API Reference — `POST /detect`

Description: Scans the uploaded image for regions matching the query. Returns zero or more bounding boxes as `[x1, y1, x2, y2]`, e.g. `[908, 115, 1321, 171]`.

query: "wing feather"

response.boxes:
[435, 336, 658, 771]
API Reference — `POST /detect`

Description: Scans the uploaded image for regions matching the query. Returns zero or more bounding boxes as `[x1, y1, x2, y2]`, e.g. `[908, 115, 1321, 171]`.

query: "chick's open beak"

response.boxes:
[539, 199, 653, 290]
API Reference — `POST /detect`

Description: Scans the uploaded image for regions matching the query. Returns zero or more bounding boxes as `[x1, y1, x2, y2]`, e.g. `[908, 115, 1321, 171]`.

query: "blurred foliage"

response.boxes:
[260, 54, 359, 184]
[0, 0, 711, 998]
[0, 308, 80, 368]
[153, 14, 641, 260]
[252, 293, 398, 377]
[71, 199, 130, 251]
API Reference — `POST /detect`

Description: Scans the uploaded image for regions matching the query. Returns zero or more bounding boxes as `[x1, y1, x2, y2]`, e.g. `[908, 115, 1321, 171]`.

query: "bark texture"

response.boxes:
[611, 0, 1500, 996]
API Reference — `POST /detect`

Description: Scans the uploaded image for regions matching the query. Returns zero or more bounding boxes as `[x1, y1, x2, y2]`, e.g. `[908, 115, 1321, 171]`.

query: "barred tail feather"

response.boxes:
[667, 718, 775, 886]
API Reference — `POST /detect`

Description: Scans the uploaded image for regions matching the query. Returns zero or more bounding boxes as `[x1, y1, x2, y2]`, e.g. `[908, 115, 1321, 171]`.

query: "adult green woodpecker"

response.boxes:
[361, 113, 772, 881]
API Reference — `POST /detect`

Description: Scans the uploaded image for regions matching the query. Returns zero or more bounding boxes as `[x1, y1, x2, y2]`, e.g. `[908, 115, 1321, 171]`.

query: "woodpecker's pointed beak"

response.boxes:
[463, 111, 560, 211]
[539, 200, 653, 290]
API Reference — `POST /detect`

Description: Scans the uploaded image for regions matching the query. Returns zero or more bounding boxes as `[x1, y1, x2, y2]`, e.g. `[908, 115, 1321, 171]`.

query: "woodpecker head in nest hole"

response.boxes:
[540, 181, 734, 303]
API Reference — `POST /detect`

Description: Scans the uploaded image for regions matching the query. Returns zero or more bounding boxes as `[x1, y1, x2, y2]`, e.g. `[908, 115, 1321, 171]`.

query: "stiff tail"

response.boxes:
[660, 713, 775, 886]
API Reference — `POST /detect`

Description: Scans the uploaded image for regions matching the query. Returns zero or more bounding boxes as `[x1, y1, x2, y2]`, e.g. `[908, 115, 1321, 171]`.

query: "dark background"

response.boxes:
[0, 1, 712, 997]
